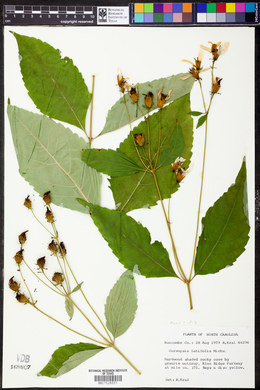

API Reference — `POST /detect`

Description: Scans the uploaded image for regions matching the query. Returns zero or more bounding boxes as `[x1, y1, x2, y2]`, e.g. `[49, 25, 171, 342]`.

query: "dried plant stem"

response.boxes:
[89, 75, 95, 147]
[112, 344, 141, 375]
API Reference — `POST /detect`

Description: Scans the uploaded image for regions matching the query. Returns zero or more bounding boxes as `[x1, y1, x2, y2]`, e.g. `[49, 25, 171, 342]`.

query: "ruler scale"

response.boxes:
[3, 3, 260, 26]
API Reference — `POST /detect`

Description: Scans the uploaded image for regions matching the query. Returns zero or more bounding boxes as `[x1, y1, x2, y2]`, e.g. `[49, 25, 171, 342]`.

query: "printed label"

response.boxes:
[97, 7, 129, 25]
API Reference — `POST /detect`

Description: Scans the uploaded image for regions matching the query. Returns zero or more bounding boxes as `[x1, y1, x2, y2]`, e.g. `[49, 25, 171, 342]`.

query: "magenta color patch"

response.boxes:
[163, 3, 173, 13]
[236, 3, 245, 12]
[173, 12, 182, 22]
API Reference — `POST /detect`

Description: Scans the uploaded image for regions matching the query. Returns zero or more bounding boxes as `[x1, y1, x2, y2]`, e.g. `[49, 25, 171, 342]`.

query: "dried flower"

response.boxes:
[14, 249, 24, 265]
[144, 92, 153, 108]
[172, 157, 188, 183]
[117, 68, 128, 93]
[9, 277, 20, 292]
[172, 157, 186, 172]
[157, 87, 172, 108]
[45, 207, 54, 223]
[18, 230, 28, 245]
[48, 239, 58, 254]
[52, 272, 64, 285]
[200, 41, 230, 61]
[212, 77, 222, 94]
[127, 84, 139, 102]
[43, 191, 51, 205]
[36, 256, 46, 271]
[24, 196, 32, 209]
[134, 133, 145, 147]
[59, 242, 67, 256]
[16, 293, 29, 304]
[181, 50, 209, 80]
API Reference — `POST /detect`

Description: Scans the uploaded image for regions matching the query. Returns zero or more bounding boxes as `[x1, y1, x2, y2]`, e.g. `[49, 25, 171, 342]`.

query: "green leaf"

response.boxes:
[194, 160, 250, 276]
[77, 200, 177, 278]
[65, 298, 74, 321]
[7, 105, 101, 212]
[82, 149, 144, 177]
[100, 73, 194, 135]
[110, 94, 193, 212]
[196, 114, 207, 129]
[188, 111, 204, 116]
[71, 282, 84, 294]
[12, 32, 91, 130]
[38, 343, 104, 378]
[105, 271, 138, 338]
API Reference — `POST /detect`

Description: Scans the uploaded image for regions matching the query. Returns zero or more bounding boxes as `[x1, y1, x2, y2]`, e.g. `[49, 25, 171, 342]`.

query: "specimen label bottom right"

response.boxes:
[162, 326, 254, 388]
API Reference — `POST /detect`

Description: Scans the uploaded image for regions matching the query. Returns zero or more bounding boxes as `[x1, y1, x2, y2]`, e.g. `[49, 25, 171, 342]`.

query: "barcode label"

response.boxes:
[94, 375, 122, 382]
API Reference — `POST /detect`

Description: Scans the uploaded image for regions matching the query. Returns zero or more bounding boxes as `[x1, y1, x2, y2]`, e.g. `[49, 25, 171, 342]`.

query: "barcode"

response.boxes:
[94, 375, 122, 382]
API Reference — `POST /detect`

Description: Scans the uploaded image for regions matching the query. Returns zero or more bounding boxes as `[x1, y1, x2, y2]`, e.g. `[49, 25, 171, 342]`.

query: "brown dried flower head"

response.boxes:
[134, 133, 145, 147]
[43, 191, 51, 205]
[144, 92, 153, 108]
[45, 207, 54, 223]
[16, 293, 29, 304]
[157, 87, 172, 109]
[200, 41, 230, 62]
[14, 249, 24, 265]
[48, 239, 58, 254]
[127, 84, 139, 102]
[181, 50, 209, 81]
[18, 230, 28, 245]
[24, 196, 32, 209]
[36, 256, 46, 271]
[117, 68, 128, 93]
[52, 272, 64, 285]
[9, 276, 20, 292]
[59, 242, 67, 256]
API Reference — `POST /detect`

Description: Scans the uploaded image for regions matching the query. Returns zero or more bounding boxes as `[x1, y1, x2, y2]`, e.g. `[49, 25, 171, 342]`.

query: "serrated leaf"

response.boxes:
[196, 114, 207, 129]
[65, 298, 74, 320]
[105, 271, 137, 338]
[194, 160, 250, 275]
[38, 343, 104, 378]
[77, 200, 177, 278]
[7, 105, 101, 212]
[82, 149, 144, 177]
[12, 32, 91, 130]
[100, 73, 194, 135]
[110, 94, 193, 212]
[188, 111, 204, 116]
[71, 282, 84, 294]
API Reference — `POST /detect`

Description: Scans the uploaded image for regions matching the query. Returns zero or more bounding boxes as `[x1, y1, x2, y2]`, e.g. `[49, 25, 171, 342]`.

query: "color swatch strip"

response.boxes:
[196, 3, 257, 23]
[133, 3, 193, 24]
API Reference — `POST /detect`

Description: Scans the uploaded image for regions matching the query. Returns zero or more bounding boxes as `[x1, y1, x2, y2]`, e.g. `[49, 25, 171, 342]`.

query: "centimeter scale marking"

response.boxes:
[3, 4, 260, 26]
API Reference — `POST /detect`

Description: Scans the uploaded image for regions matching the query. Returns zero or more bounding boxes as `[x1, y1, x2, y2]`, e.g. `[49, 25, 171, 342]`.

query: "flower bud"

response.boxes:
[48, 240, 58, 254]
[9, 277, 20, 292]
[59, 242, 67, 256]
[18, 230, 28, 245]
[45, 207, 54, 223]
[43, 191, 51, 205]
[36, 256, 46, 270]
[52, 272, 64, 285]
[144, 92, 153, 108]
[16, 293, 29, 304]
[24, 196, 32, 209]
[14, 249, 24, 265]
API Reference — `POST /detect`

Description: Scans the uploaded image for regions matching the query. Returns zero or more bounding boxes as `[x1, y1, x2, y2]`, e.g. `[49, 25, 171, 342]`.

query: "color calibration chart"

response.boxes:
[130, 3, 259, 25]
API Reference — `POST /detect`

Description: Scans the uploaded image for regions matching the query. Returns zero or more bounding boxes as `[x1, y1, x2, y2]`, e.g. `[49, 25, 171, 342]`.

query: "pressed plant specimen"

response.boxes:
[7, 32, 250, 319]
[9, 192, 140, 378]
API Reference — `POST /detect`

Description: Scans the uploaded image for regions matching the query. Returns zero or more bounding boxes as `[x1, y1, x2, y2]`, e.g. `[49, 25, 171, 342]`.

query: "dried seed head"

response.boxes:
[24, 196, 32, 209]
[59, 242, 67, 256]
[14, 249, 24, 265]
[16, 293, 29, 304]
[157, 87, 172, 109]
[144, 92, 153, 108]
[43, 191, 51, 205]
[9, 276, 20, 292]
[127, 85, 139, 102]
[52, 272, 64, 285]
[45, 207, 54, 223]
[18, 230, 28, 245]
[36, 256, 46, 271]
[48, 239, 58, 254]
